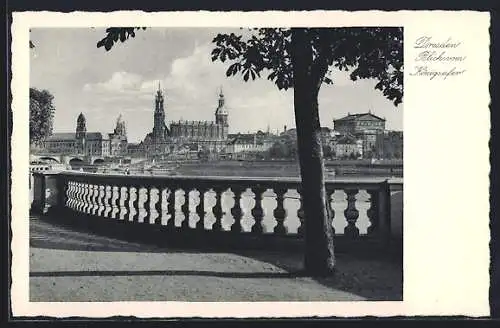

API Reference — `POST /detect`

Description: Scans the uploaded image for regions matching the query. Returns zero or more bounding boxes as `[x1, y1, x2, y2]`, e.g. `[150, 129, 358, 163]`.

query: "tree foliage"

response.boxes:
[97, 27, 147, 51]
[268, 137, 297, 159]
[30, 88, 55, 146]
[211, 28, 403, 106]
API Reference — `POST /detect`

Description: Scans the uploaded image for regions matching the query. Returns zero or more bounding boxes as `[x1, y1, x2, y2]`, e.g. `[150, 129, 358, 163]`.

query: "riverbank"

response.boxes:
[131, 160, 402, 178]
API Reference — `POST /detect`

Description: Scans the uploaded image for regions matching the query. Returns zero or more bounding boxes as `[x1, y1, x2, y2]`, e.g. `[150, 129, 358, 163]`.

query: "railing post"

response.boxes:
[54, 174, 67, 216]
[212, 186, 225, 232]
[181, 188, 192, 229]
[131, 186, 140, 222]
[251, 186, 266, 235]
[166, 186, 177, 229]
[377, 181, 390, 245]
[29, 172, 46, 215]
[196, 186, 207, 230]
[143, 186, 151, 224]
[273, 186, 288, 235]
[154, 187, 163, 225]
[367, 189, 380, 235]
[296, 186, 305, 237]
[344, 188, 360, 238]
[123, 185, 131, 221]
[230, 186, 244, 233]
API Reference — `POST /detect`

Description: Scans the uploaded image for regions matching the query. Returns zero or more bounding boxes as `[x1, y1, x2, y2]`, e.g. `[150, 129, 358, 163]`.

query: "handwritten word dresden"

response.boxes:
[410, 36, 466, 80]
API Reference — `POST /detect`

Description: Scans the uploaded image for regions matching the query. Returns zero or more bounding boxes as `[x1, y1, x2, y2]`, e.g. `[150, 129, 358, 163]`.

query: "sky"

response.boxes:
[30, 28, 403, 143]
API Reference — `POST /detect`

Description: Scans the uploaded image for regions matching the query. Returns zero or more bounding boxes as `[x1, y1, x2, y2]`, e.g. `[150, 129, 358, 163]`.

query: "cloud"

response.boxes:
[83, 71, 143, 93]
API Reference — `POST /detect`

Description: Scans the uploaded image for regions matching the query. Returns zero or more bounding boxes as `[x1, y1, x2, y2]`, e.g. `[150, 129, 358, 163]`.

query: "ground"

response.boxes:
[30, 216, 402, 302]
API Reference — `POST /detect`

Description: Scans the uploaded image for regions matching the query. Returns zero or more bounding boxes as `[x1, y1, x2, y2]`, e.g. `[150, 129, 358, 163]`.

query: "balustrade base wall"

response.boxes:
[39, 207, 402, 258]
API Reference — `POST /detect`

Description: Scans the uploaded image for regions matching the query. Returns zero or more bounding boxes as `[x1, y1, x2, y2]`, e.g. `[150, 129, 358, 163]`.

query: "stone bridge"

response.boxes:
[30, 153, 105, 165]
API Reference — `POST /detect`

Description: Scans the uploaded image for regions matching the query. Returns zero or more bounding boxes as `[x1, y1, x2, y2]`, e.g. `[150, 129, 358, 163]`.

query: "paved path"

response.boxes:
[30, 216, 402, 302]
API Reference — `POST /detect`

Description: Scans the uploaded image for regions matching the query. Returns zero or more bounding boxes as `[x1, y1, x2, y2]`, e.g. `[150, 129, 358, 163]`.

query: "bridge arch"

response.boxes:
[39, 156, 60, 163]
[69, 157, 85, 169]
[93, 158, 105, 165]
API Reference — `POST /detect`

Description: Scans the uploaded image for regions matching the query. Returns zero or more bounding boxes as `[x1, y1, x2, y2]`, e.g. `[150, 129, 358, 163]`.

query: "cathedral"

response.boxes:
[143, 83, 229, 155]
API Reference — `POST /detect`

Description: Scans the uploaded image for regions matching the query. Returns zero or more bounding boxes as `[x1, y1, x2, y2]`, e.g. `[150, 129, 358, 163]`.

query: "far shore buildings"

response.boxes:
[333, 111, 385, 157]
[43, 113, 128, 158]
[332, 111, 403, 159]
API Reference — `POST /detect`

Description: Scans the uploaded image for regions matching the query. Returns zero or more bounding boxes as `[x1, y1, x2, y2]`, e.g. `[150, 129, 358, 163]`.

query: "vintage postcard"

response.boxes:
[10, 10, 490, 317]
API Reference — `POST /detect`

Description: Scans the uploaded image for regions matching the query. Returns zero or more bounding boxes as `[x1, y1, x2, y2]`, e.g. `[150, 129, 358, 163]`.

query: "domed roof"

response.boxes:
[215, 89, 228, 116]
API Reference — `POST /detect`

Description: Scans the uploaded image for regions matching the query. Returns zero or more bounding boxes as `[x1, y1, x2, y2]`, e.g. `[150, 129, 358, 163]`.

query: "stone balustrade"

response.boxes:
[30, 171, 403, 252]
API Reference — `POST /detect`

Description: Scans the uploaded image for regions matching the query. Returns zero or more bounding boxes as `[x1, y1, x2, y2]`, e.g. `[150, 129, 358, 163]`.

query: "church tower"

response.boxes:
[152, 82, 167, 141]
[75, 112, 87, 153]
[114, 114, 127, 138]
[215, 87, 229, 139]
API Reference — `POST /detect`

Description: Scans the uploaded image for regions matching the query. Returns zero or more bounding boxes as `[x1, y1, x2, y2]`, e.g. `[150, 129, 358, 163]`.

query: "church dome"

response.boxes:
[215, 89, 228, 116]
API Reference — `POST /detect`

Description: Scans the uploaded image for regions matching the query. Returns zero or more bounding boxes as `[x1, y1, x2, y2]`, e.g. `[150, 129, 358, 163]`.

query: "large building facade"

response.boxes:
[143, 85, 230, 155]
[43, 113, 127, 158]
[333, 112, 387, 157]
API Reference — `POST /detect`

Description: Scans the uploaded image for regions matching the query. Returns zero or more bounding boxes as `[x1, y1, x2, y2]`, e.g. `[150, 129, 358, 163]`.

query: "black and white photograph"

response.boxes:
[10, 9, 491, 318]
[27, 26, 404, 302]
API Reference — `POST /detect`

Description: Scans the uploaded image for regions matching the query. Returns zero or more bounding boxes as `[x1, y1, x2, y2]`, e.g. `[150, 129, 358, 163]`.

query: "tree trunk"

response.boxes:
[290, 28, 336, 275]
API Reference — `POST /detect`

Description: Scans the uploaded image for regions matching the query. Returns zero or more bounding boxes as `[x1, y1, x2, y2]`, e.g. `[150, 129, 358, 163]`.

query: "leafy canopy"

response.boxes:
[97, 27, 147, 51]
[211, 28, 403, 106]
[30, 88, 55, 145]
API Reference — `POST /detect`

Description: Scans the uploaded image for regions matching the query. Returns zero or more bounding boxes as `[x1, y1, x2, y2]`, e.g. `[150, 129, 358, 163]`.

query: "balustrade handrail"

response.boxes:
[33, 170, 401, 188]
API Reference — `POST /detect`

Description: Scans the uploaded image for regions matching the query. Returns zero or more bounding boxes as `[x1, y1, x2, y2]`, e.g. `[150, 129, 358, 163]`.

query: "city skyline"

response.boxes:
[30, 28, 404, 143]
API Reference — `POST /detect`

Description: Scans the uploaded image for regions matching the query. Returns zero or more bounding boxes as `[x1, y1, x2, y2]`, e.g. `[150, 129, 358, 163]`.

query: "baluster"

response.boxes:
[67, 182, 73, 209]
[123, 186, 131, 221]
[212, 186, 224, 231]
[196, 187, 207, 230]
[154, 187, 163, 224]
[70, 182, 77, 209]
[143, 186, 151, 224]
[366, 189, 379, 235]
[344, 189, 360, 238]
[251, 186, 266, 234]
[59, 178, 69, 212]
[81, 184, 88, 213]
[297, 186, 305, 237]
[326, 186, 336, 235]
[131, 186, 140, 222]
[98, 185, 106, 216]
[273, 186, 288, 235]
[76, 183, 84, 212]
[87, 184, 94, 214]
[81, 183, 87, 213]
[91, 184, 99, 215]
[105, 185, 113, 217]
[112, 186, 120, 219]
[166, 187, 176, 229]
[230, 186, 244, 233]
[87, 184, 97, 214]
[181, 189, 191, 229]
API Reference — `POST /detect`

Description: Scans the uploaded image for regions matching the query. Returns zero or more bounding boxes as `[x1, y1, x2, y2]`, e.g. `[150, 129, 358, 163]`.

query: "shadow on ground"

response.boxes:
[30, 215, 402, 301]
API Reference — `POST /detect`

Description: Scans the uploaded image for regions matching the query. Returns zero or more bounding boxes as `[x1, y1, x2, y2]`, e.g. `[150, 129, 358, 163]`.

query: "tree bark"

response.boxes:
[290, 28, 335, 275]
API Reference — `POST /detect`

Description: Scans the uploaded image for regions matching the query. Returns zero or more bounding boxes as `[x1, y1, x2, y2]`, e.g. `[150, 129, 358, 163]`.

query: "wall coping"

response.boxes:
[32, 170, 404, 187]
